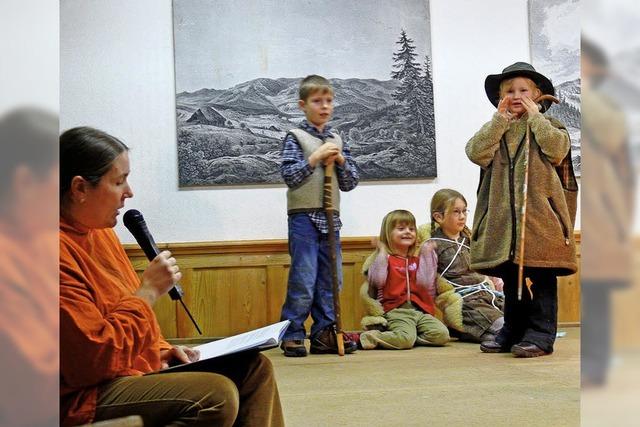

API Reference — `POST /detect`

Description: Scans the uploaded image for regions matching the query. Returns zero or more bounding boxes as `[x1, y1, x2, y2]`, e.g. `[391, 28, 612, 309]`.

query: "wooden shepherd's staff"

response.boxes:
[323, 162, 345, 356]
[517, 94, 561, 300]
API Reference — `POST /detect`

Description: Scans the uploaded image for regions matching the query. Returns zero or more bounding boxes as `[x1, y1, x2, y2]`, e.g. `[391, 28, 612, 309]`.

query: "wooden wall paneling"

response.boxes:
[154, 294, 178, 338]
[558, 273, 580, 324]
[303, 315, 312, 333]
[348, 257, 367, 331]
[266, 265, 288, 324]
[125, 234, 581, 339]
[558, 236, 581, 325]
[234, 267, 269, 332]
[177, 253, 288, 269]
[342, 249, 370, 331]
[175, 267, 195, 337]
[189, 267, 228, 337]
[184, 266, 268, 337]
[339, 263, 356, 331]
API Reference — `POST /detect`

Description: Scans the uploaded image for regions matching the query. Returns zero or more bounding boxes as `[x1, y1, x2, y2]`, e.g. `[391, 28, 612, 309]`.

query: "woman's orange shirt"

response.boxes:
[60, 219, 171, 426]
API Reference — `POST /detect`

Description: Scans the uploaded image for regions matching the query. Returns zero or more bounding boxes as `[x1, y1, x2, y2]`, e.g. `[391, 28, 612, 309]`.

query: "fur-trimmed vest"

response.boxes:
[367, 246, 436, 315]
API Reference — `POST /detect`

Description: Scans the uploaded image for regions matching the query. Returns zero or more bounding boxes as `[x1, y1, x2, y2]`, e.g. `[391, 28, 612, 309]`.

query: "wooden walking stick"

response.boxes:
[516, 124, 531, 301]
[323, 162, 345, 356]
[517, 94, 560, 300]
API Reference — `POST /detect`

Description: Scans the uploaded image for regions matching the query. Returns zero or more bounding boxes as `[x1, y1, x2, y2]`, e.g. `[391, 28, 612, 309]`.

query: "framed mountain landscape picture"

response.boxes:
[529, 0, 581, 175]
[173, 0, 436, 186]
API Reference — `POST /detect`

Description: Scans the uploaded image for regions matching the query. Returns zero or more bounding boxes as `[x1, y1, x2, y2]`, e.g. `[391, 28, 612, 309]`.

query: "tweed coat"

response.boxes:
[466, 112, 578, 277]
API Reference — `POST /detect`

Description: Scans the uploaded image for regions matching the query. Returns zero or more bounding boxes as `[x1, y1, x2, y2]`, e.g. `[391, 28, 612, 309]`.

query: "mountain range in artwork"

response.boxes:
[176, 75, 436, 186]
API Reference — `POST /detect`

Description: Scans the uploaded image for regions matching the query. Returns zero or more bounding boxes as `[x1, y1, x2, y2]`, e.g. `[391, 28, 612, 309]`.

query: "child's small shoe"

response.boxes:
[479, 331, 497, 343]
[510, 342, 551, 358]
[310, 327, 357, 354]
[342, 332, 361, 349]
[480, 339, 510, 353]
[281, 339, 307, 357]
[359, 330, 382, 350]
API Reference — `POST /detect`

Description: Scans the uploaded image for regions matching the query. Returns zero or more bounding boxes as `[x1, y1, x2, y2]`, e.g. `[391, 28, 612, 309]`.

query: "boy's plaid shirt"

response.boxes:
[280, 120, 359, 233]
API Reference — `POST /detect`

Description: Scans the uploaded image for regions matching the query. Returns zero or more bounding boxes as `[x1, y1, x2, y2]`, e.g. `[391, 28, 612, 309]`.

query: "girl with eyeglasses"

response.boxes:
[418, 189, 505, 344]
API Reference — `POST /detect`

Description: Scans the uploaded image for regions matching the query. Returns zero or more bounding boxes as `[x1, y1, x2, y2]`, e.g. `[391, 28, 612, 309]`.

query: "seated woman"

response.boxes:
[60, 127, 284, 427]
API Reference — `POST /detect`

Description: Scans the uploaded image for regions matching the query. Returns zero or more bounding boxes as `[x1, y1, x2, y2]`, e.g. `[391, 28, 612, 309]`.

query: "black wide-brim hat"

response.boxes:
[485, 62, 555, 111]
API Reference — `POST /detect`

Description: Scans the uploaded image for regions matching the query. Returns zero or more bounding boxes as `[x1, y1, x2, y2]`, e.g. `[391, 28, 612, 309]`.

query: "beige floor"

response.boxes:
[265, 327, 580, 427]
[581, 350, 640, 427]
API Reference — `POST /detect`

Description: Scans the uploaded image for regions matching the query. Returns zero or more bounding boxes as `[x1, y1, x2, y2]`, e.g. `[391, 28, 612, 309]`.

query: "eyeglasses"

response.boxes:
[449, 209, 469, 218]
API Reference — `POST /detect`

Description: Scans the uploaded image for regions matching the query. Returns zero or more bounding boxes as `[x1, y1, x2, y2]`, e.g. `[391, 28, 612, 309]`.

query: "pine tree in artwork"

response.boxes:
[391, 30, 428, 135]
[419, 55, 435, 136]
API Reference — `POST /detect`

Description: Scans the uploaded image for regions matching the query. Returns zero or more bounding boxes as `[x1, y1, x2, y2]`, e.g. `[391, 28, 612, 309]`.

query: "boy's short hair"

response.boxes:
[299, 75, 334, 101]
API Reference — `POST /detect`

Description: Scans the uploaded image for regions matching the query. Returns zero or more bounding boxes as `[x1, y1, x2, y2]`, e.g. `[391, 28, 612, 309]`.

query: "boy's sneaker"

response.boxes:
[310, 327, 357, 354]
[281, 339, 307, 357]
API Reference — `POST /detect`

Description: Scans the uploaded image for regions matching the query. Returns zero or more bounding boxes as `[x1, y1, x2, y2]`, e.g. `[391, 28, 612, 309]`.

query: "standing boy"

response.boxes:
[279, 75, 359, 357]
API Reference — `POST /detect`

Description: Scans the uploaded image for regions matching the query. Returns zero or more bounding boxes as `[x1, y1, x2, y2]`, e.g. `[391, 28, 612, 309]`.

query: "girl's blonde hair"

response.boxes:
[378, 210, 417, 255]
[430, 189, 472, 238]
[498, 77, 542, 100]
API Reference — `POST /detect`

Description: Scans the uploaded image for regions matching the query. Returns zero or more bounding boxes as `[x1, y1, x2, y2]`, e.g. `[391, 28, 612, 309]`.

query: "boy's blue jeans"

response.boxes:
[280, 213, 342, 341]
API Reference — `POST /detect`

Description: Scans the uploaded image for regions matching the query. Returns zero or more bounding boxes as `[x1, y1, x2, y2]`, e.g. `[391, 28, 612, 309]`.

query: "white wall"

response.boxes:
[1, 0, 59, 115]
[62, 0, 576, 244]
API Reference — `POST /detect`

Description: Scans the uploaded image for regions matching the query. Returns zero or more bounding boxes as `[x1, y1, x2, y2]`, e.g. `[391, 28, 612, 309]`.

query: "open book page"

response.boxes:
[194, 320, 290, 359]
[157, 320, 290, 373]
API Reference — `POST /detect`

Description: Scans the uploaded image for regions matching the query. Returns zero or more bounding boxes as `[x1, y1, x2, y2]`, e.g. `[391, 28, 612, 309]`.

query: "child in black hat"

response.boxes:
[465, 62, 578, 358]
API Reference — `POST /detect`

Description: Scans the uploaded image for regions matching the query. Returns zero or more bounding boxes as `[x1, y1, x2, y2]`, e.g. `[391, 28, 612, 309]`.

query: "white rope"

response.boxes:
[433, 236, 466, 276]
[443, 278, 502, 311]
[428, 237, 470, 250]
[428, 236, 502, 310]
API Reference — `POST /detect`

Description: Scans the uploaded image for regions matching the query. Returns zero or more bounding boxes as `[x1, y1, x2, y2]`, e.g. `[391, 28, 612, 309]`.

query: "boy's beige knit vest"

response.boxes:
[287, 128, 342, 214]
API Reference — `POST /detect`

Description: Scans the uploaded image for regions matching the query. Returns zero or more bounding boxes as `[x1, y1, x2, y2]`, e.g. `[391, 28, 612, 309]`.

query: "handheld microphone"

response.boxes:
[123, 209, 183, 300]
[123, 209, 202, 334]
